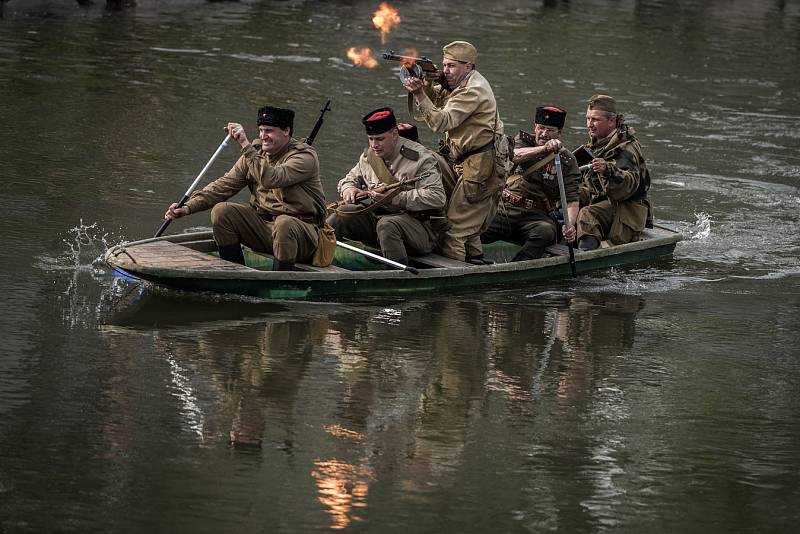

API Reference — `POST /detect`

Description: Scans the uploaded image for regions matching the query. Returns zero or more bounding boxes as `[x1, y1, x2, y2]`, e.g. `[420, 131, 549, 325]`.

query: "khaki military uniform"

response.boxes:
[326, 137, 446, 262]
[577, 125, 653, 245]
[185, 139, 326, 263]
[412, 70, 507, 261]
[482, 132, 580, 260]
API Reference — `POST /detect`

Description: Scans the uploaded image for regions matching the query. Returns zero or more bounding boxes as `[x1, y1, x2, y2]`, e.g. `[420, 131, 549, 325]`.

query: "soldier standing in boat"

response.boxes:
[403, 40, 508, 265]
[481, 106, 580, 261]
[327, 107, 446, 267]
[164, 105, 328, 270]
[576, 95, 653, 250]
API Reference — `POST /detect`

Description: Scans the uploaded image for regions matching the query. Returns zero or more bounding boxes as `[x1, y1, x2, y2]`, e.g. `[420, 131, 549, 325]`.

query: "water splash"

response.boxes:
[35, 220, 118, 273]
[34, 221, 133, 329]
[689, 212, 713, 240]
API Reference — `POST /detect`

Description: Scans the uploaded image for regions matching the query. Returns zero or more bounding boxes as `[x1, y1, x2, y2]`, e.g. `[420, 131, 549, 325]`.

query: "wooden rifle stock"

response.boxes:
[327, 177, 422, 210]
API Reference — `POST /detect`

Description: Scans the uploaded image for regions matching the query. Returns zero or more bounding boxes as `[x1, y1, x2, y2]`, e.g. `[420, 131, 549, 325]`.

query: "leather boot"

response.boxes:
[578, 235, 600, 251]
[217, 243, 245, 265]
[465, 254, 495, 265]
[273, 259, 296, 271]
[511, 248, 543, 262]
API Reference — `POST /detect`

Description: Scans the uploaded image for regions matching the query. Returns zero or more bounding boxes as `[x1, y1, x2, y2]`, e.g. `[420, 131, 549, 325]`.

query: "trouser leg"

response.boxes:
[272, 215, 319, 264]
[326, 206, 379, 246]
[440, 180, 499, 261]
[516, 217, 557, 260]
[480, 204, 516, 245]
[375, 214, 435, 262]
[465, 194, 499, 258]
[210, 203, 318, 265]
[577, 200, 614, 242]
[211, 202, 273, 249]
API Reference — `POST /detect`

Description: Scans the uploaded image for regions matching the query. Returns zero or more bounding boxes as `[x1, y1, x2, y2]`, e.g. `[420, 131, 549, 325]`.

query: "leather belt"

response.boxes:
[406, 209, 445, 222]
[453, 139, 495, 165]
[254, 206, 315, 223]
[501, 190, 550, 213]
[376, 209, 443, 222]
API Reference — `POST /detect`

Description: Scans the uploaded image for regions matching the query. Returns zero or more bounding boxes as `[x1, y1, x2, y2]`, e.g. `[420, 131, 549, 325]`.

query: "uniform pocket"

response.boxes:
[462, 151, 501, 203]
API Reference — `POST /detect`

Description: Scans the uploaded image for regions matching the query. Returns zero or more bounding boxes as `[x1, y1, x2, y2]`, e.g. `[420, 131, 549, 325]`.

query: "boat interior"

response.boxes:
[112, 227, 668, 274]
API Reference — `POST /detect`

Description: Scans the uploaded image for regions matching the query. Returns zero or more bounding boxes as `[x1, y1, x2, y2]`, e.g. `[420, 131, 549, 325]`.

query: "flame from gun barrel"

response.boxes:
[347, 47, 378, 68]
[372, 2, 401, 45]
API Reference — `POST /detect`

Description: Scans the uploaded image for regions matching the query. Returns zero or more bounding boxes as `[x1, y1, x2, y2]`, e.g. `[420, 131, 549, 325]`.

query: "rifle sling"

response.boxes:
[333, 187, 404, 217]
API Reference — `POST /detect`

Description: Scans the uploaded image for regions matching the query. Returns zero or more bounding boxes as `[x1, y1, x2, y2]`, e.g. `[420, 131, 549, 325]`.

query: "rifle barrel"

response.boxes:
[306, 99, 331, 146]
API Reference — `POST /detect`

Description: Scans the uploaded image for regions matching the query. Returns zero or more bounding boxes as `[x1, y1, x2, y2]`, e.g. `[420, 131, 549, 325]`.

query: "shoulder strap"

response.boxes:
[399, 145, 419, 161]
[505, 153, 556, 188]
[365, 148, 396, 184]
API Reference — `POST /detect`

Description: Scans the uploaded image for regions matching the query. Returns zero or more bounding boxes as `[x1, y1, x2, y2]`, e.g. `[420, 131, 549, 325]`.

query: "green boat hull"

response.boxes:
[104, 227, 681, 300]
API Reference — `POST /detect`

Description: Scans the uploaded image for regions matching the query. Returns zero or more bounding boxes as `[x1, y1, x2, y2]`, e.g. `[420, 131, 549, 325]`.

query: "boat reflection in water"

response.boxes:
[99, 292, 645, 529]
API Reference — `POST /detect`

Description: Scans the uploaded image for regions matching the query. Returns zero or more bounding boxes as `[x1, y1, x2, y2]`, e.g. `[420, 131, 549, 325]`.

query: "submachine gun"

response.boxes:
[381, 50, 438, 83]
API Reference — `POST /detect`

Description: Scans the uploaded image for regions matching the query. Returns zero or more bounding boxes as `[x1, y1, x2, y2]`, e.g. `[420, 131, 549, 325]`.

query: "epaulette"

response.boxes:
[399, 145, 419, 161]
[519, 130, 536, 146]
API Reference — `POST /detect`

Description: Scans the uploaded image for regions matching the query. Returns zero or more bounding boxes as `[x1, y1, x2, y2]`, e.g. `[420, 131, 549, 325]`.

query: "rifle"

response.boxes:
[382, 50, 438, 82]
[327, 176, 423, 210]
[305, 99, 331, 146]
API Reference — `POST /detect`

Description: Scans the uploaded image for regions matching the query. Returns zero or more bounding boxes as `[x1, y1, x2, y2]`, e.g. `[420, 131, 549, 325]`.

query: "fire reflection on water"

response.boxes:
[311, 459, 373, 530]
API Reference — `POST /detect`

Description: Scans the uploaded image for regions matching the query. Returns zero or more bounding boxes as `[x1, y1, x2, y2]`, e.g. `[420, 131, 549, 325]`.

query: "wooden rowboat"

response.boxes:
[103, 225, 681, 300]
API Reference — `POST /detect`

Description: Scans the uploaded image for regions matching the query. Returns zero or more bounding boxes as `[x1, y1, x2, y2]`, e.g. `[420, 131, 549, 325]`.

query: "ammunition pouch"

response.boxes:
[460, 150, 501, 203]
[311, 223, 337, 267]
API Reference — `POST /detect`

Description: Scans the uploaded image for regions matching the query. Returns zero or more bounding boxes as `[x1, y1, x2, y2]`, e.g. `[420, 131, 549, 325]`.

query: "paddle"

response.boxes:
[553, 153, 577, 277]
[335, 240, 419, 275]
[155, 133, 232, 238]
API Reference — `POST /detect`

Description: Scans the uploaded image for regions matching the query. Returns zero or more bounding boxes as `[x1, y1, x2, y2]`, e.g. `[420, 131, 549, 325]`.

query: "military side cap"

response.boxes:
[442, 40, 477, 64]
[535, 106, 567, 129]
[362, 107, 397, 135]
[397, 122, 419, 142]
[587, 94, 617, 113]
[257, 106, 295, 129]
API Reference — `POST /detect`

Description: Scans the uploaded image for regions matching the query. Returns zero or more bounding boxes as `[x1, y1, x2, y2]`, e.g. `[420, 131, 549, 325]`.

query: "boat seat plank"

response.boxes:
[411, 254, 471, 269]
[118, 241, 253, 271]
[295, 263, 350, 273]
[179, 240, 219, 253]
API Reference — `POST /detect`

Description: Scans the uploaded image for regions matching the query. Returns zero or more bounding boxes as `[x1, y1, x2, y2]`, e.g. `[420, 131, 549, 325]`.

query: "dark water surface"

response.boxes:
[1, 0, 799, 532]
